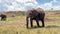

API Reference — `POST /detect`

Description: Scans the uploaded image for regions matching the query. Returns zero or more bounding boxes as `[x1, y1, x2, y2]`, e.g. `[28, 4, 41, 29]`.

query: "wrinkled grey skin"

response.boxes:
[26, 8, 45, 28]
[0, 14, 7, 21]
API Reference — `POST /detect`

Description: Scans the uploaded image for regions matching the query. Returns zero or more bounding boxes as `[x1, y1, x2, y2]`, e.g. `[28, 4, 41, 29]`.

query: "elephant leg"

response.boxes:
[41, 19, 45, 27]
[26, 17, 29, 28]
[36, 20, 40, 27]
[30, 18, 33, 28]
[4, 18, 6, 20]
[2, 18, 5, 21]
[1, 17, 5, 21]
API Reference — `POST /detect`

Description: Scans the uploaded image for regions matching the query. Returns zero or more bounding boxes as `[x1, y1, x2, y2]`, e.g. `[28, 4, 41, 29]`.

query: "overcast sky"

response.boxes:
[0, 0, 60, 11]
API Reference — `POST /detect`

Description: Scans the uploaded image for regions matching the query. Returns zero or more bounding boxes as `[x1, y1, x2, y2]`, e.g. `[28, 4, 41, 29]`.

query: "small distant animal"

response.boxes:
[0, 14, 7, 21]
[26, 8, 45, 28]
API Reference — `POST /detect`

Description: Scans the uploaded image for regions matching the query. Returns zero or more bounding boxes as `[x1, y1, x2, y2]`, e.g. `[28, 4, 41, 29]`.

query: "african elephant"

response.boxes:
[0, 14, 7, 21]
[26, 8, 45, 28]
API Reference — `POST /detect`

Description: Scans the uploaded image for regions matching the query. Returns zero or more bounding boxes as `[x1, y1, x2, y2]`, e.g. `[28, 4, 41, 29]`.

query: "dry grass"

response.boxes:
[0, 11, 60, 34]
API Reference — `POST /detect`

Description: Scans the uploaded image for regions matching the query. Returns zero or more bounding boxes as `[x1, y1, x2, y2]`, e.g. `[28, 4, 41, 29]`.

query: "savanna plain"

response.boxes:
[0, 10, 60, 34]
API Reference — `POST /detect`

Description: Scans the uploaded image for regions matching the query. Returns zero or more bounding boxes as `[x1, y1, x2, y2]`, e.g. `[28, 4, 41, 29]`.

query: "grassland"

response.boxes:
[0, 11, 60, 34]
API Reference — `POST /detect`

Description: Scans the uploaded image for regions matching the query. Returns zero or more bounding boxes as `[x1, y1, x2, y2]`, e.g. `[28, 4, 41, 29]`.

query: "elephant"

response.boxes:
[26, 8, 45, 28]
[0, 14, 7, 21]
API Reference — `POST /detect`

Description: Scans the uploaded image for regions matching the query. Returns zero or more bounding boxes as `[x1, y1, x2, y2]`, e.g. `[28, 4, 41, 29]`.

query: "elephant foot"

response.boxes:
[31, 26, 34, 28]
[27, 27, 28, 29]
[42, 25, 45, 27]
[37, 25, 41, 27]
[37, 25, 45, 28]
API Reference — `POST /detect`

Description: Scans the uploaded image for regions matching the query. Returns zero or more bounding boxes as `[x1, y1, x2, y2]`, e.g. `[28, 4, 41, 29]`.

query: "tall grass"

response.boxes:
[0, 11, 60, 34]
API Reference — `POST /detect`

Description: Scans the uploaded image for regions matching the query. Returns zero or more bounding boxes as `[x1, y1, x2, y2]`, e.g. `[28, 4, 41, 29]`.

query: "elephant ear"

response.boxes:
[26, 9, 38, 18]
[31, 9, 39, 17]
[26, 10, 32, 17]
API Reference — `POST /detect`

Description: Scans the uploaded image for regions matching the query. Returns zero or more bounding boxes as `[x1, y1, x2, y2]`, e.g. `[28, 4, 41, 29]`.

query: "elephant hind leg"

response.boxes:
[41, 19, 45, 27]
[36, 20, 40, 27]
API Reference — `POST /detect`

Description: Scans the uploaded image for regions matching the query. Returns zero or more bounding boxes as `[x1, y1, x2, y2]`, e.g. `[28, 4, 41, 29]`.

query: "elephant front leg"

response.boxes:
[26, 17, 29, 28]
[30, 18, 33, 28]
